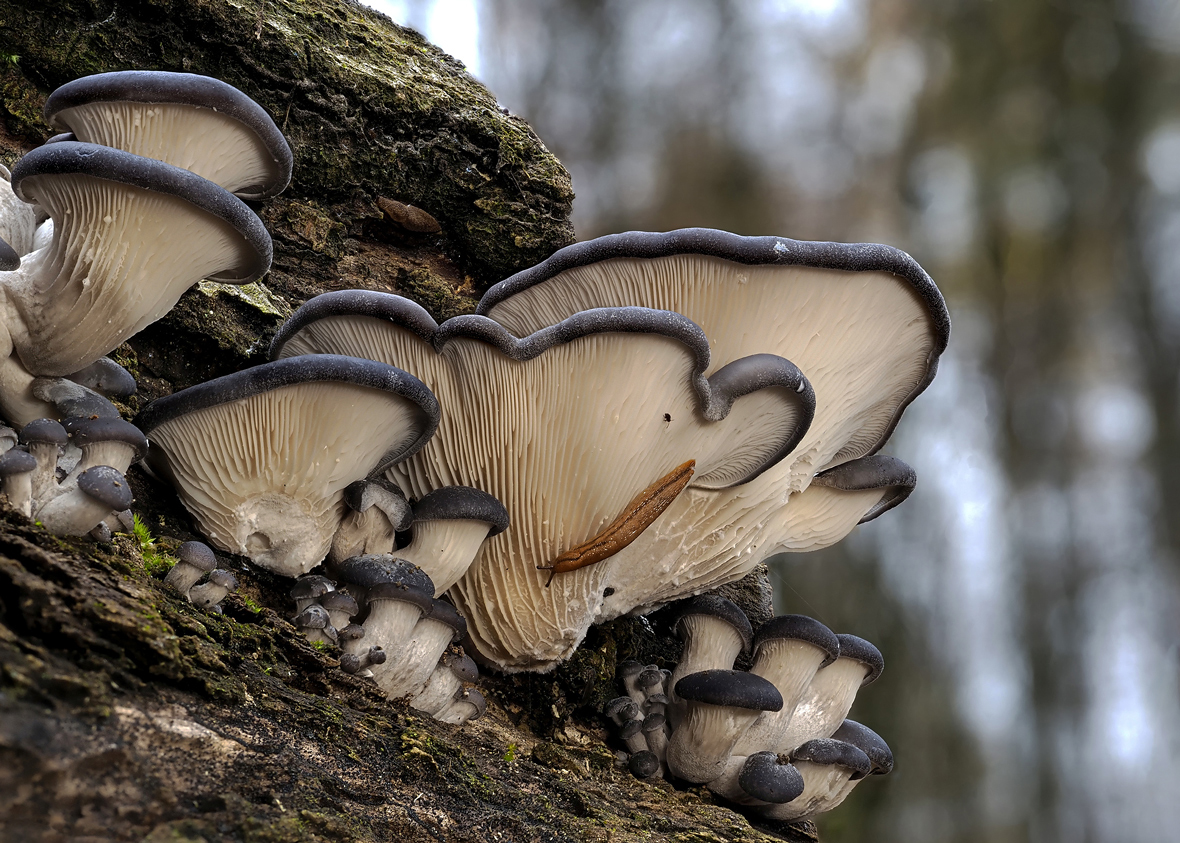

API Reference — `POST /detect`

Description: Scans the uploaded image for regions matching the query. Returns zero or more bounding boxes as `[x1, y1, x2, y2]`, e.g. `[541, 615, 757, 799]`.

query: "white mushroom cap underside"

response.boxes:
[145, 381, 430, 577]
[484, 256, 935, 621]
[0, 175, 36, 255]
[276, 318, 806, 668]
[55, 103, 278, 197]
[4, 174, 257, 376]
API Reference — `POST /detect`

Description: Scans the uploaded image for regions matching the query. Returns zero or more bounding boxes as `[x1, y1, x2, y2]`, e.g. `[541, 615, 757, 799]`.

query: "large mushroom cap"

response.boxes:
[6, 142, 271, 378]
[270, 290, 815, 669]
[477, 229, 947, 621]
[44, 71, 293, 199]
[675, 669, 784, 712]
[333, 554, 435, 594]
[136, 355, 440, 577]
[753, 614, 840, 666]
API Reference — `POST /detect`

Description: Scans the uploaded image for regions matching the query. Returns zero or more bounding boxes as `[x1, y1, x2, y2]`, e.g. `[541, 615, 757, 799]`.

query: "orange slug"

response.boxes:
[538, 460, 696, 587]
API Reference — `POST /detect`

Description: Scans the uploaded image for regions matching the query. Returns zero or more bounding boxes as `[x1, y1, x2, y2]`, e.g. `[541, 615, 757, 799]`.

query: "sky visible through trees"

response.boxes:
[365, 2, 1180, 840]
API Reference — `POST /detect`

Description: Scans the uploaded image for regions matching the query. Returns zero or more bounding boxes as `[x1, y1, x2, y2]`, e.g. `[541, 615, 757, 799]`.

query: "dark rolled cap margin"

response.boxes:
[674, 669, 783, 712]
[177, 541, 217, 572]
[65, 358, 138, 399]
[835, 633, 885, 685]
[672, 594, 754, 654]
[44, 71, 293, 199]
[446, 652, 479, 682]
[0, 236, 18, 271]
[411, 486, 510, 536]
[628, 750, 661, 779]
[294, 604, 331, 629]
[832, 719, 894, 775]
[76, 465, 134, 510]
[427, 598, 468, 639]
[812, 454, 917, 524]
[137, 355, 441, 473]
[207, 570, 239, 590]
[19, 418, 67, 446]
[462, 688, 487, 720]
[11, 142, 272, 284]
[334, 554, 435, 594]
[753, 614, 840, 667]
[290, 574, 335, 600]
[366, 580, 435, 614]
[619, 719, 644, 741]
[739, 752, 806, 804]
[791, 738, 872, 779]
[320, 590, 360, 618]
[604, 697, 639, 722]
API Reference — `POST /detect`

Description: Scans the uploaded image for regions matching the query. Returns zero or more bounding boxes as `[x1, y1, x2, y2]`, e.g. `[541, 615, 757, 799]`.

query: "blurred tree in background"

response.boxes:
[382, 0, 1180, 839]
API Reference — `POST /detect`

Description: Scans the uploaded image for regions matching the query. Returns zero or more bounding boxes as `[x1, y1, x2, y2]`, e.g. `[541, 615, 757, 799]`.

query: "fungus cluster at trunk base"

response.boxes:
[607, 596, 891, 827]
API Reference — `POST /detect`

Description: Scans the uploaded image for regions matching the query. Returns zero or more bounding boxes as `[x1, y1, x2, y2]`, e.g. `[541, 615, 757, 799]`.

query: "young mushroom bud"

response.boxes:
[436, 687, 486, 726]
[776, 634, 884, 754]
[756, 738, 872, 822]
[293, 603, 337, 645]
[36, 465, 133, 536]
[328, 478, 411, 564]
[362, 575, 435, 692]
[619, 660, 646, 708]
[64, 357, 138, 400]
[164, 540, 218, 596]
[0, 447, 37, 517]
[18, 419, 66, 505]
[666, 669, 782, 784]
[707, 751, 805, 806]
[410, 652, 478, 716]
[398, 486, 510, 594]
[628, 750, 661, 779]
[319, 590, 359, 632]
[189, 569, 239, 613]
[63, 416, 148, 483]
[289, 575, 335, 613]
[604, 696, 640, 728]
[619, 718, 647, 755]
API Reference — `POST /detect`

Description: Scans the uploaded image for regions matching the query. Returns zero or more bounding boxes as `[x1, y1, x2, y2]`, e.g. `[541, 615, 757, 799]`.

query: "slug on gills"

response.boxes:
[538, 460, 696, 587]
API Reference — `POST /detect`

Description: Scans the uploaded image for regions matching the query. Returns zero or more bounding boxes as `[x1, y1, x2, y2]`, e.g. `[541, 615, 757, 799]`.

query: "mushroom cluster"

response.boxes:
[289, 558, 486, 725]
[164, 540, 240, 613]
[608, 596, 891, 825]
[263, 230, 947, 671]
[0, 70, 292, 538]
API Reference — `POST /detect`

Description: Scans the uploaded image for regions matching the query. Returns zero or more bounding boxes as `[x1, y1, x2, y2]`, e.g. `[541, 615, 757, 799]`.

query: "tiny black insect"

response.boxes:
[663, 413, 672, 423]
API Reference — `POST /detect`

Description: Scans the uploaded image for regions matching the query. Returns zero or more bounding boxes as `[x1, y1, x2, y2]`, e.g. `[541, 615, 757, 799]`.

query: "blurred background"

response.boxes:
[365, 1, 1180, 840]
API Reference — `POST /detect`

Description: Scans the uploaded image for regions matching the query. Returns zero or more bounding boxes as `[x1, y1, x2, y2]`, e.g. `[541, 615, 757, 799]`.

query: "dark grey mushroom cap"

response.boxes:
[294, 604, 331, 629]
[338, 623, 366, 642]
[462, 688, 487, 720]
[674, 669, 783, 712]
[11, 142, 272, 284]
[672, 595, 754, 654]
[753, 615, 840, 667]
[177, 541, 217, 572]
[207, 569, 239, 590]
[19, 418, 68, 447]
[791, 738, 872, 779]
[646, 693, 671, 707]
[367, 646, 388, 665]
[70, 417, 148, 461]
[65, 358, 138, 399]
[835, 634, 885, 686]
[619, 719, 644, 741]
[426, 599, 468, 639]
[812, 454, 917, 524]
[0, 448, 37, 476]
[832, 720, 894, 775]
[76, 465, 133, 510]
[44, 70, 293, 199]
[738, 752, 806, 804]
[0, 236, 18, 272]
[641, 712, 667, 733]
[320, 590, 360, 618]
[290, 575, 335, 601]
[605, 697, 640, 722]
[334, 554, 436, 594]
[136, 355, 440, 475]
[366, 581, 434, 614]
[32, 378, 121, 421]
[411, 486, 510, 536]
[44, 132, 75, 144]
[619, 660, 644, 681]
[628, 750, 661, 778]
[445, 652, 479, 682]
[638, 668, 664, 691]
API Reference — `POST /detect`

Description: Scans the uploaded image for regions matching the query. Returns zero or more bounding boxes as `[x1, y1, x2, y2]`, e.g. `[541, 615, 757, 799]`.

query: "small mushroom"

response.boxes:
[290, 575, 336, 613]
[707, 751, 805, 806]
[410, 652, 478, 716]
[435, 687, 486, 725]
[63, 357, 138, 399]
[666, 669, 783, 784]
[189, 569, 239, 613]
[36, 465, 133, 535]
[362, 577, 435, 683]
[320, 590, 359, 632]
[733, 614, 839, 755]
[756, 738, 871, 822]
[667, 595, 753, 725]
[0, 447, 37, 516]
[397, 486, 510, 594]
[293, 603, 337, 645]
[776, 634, 884, 754]
[164, 540, 218, 595]
[328, 478, 411, 564]
[831, 719, 894, 776]
[18, 418, 66, 504]
[62, 416, 148, 485]
[628, 750, 662, 779]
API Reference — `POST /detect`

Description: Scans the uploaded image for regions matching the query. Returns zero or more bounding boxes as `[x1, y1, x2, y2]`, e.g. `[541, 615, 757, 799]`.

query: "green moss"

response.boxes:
[197, 280, 293, 320]
[133, 514, 177, 577]
[398, 266, 477, 322]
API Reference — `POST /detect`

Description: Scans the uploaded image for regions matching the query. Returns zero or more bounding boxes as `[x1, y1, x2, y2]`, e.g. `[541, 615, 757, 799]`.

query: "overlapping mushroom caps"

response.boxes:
[269, 292, 815, 668]
[476, 229, 947, 621]
[0, 70, 289, 427]
[136, 355, 439, 577]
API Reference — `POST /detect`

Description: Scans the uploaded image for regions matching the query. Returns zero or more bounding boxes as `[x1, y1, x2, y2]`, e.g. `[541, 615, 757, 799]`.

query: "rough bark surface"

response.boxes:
[0, 2, 817, 841]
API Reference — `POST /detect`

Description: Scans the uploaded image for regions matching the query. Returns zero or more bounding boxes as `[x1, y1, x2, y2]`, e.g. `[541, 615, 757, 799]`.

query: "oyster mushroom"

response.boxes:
[328, 478, 412, 564]
[136, 355, 440, 576]
[164, 540, 218, 596]
[398, 486, 510, 594]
